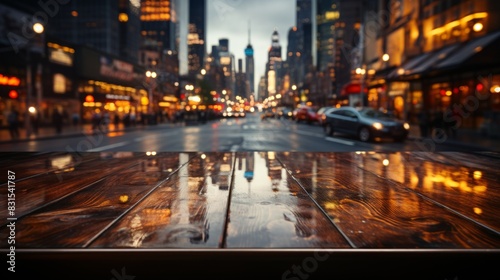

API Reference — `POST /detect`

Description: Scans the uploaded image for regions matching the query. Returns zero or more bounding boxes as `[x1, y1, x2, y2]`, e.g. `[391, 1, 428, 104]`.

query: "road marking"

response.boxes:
[295, 130, 325, 138]
[325, 137, 355, 146]
[88, 141, 130, 152]
[230, 145, 240, 152]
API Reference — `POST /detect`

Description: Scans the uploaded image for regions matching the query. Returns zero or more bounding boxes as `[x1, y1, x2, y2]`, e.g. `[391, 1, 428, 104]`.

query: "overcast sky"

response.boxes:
[206, 0, 296, 95]
[203, 0, 296, 96]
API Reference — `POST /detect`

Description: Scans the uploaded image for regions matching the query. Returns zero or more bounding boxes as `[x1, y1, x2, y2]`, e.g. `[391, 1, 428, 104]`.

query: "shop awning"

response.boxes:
[388, 31, 500, 81]
[435, 30, 500, 70]
[387, 52, 434, 79]
[341, 83, 368, 96]
[409, 44, 460, 75]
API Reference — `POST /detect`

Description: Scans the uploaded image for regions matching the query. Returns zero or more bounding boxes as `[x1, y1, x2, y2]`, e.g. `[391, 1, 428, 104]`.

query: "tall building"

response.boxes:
[235, 58, 247, 99]
[332, 0, 365, 96]
[188, 0, 206, 77]
[119, 0, 142, 63]
[286, 26, 300, 87]
[266, 29, 283, 99]
[49, 0, 142, 61]
[217, 39, 235, 99]
[316, 0, 338, 72]
[245, 24, 255, 97]
[296, 0, 313, 83]
[140, 0, 179, 53]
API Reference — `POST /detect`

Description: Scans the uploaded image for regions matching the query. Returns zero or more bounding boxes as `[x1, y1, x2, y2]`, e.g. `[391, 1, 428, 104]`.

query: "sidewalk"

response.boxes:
[0, 122, 180, 144]
[407, 125, 500, 151]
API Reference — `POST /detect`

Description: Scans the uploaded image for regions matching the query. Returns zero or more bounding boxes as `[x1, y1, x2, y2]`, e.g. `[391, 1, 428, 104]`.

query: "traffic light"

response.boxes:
[8, 90, 18, 99]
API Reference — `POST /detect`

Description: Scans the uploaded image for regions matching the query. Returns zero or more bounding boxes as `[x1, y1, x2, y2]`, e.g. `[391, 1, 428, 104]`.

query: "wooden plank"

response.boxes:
[278, 152, 500, 248]
[0, 152, 96, 185]
[0, 153, 183, 248]
[342, 152, 500, 233]
[0, 152, 144, 222]
[225, 152, 351, 248]
[89, 152, 230, 248]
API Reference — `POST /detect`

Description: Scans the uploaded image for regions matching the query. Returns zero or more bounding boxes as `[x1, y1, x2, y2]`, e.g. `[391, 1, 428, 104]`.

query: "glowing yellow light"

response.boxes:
[473, 22, 483, 32]
[459, 181, 472, 192]
[32, 23, 44, 34]
[473, 171, 482, 180]
[473, 185, 487, 193]
[382, 159, 390, 166]
[473, 207, 482, 215]
[431, 175, 445, 183]
[444, 178, 459, 188]
[119, 13, 129, 22]
[119, 195, 129, 203]
[324, 202, 338, 210]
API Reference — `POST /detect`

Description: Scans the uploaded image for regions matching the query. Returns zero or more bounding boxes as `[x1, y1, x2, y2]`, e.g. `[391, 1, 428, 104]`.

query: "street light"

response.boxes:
[145, 70, 157, 115]
[356, 66, 367, 107]
[25, 22, 44, 138]
[382, 53, 390, 62]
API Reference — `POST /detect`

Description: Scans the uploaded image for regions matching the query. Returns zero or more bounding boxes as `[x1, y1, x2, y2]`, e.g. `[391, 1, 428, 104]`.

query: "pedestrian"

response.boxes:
[130, 111, 136, 126]
[123, 113, 130, 127]
[30, 111, 39, 135]
[52, 108, 63, 134]
[417, 110, 429, 138]
[72, 112, 80, 126]
[114, 114, 120, 127]
[7, 109, 20, 140]
[91, 111, 101, 131]
[101, 111, 110, 132]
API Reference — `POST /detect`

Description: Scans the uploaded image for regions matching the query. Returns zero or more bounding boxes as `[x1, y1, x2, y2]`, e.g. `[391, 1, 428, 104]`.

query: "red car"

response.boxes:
[294, 107, 320, 124]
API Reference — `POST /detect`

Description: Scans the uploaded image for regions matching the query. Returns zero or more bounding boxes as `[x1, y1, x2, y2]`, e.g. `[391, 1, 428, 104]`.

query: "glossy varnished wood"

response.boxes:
[225, 152, 351, 248]
[90, 152, 230, 248]
[1, 151, 499, 251]
[0, 153, 185, 248]
[277, 152, 500, 248]
[0, 153, 144, 222]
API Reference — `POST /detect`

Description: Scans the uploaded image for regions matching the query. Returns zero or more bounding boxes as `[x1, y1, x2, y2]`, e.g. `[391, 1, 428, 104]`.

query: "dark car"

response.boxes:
[324, 106, 410, 142]
[316, 106, 336, 127]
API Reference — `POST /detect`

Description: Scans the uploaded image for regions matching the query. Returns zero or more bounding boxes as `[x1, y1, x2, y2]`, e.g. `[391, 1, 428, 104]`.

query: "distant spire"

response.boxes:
[248, 20, 251, 45]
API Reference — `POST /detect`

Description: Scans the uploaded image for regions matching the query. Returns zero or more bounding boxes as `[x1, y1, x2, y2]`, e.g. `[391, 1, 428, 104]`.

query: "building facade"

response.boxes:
[188, 0, 206, 78]
[365, 0, 500, 134]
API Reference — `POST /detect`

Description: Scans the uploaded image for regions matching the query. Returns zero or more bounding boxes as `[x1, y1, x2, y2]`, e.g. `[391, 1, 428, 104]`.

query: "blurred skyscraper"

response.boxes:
[188, 0, 206, 78]
[245, 23, 255, 98]
[48, 0, 141, 63]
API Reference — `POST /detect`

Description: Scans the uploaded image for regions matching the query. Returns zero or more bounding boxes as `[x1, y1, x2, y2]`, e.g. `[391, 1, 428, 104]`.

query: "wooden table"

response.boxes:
[1, 151, 499, 279]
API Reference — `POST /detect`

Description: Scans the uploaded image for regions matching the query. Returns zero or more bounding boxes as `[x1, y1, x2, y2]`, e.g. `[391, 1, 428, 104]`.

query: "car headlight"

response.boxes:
[373, 122, 384, 130]
[404, 123, 410, 130]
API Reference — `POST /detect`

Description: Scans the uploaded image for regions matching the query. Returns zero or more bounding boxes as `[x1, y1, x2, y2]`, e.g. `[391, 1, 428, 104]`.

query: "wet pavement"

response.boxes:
[1, 116, 500, 152]
[1, 151, 499, 279]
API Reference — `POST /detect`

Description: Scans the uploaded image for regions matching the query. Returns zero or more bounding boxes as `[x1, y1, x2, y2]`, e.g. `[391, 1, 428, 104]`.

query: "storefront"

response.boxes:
[75, 46, 143, 124]
[0, 72, 23, 127]
[40, 40, 78, 126]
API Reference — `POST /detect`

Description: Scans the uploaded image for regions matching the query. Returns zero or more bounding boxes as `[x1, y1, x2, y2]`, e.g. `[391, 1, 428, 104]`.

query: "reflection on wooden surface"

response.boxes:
[278, 152, 500, 248]
[0, 152, 499, 249]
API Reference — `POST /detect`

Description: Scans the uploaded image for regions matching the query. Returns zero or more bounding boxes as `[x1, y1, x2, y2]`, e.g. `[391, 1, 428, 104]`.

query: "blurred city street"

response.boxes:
[1, 113, 499, 152]
[1, 0, 500, 279]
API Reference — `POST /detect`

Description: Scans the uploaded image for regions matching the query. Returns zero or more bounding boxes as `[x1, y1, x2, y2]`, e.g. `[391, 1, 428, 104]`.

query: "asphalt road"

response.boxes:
[0, 113, 479, 152]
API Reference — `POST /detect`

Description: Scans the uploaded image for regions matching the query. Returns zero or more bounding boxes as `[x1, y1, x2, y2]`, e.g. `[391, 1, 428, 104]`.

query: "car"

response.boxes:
[260, 108, 275, 120]
[276, 107, 293, 119]
[316, 106, 336, 127]
[323, 106, 410, 142]
[294, 106, 320, 124]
